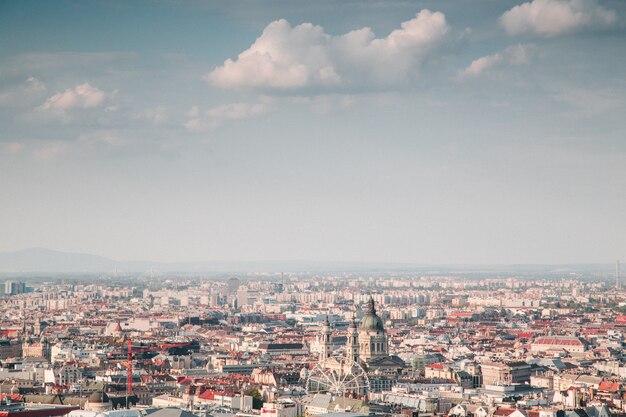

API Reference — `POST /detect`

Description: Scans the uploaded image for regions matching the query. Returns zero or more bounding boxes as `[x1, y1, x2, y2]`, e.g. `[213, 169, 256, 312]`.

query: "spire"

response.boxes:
[349, 313, 357, 329]
[366, 296, 376, 315]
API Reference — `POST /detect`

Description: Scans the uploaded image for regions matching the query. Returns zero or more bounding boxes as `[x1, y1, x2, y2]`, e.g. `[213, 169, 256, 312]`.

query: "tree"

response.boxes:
[248, 387, 263, 409]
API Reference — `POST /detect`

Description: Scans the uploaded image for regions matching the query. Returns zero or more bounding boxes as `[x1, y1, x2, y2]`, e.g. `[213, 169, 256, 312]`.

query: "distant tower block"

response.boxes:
[617, 260, 621, 290]
[227, 277, 240, 296]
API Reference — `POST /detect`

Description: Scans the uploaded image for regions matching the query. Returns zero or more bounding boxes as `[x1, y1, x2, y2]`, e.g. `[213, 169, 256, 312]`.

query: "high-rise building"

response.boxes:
[4, 280, 26, 295]
[236, 287, 249, 308]
[227, 277, 240, 295]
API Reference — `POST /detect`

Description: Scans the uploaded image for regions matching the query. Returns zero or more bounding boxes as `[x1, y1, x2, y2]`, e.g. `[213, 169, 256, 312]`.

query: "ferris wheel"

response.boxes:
[306, 356, 370, 396]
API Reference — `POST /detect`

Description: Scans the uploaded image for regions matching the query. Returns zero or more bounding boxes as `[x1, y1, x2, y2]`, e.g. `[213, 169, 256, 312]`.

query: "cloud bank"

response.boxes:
[500, 0, 617, 37]
[206, 10, 449, 91]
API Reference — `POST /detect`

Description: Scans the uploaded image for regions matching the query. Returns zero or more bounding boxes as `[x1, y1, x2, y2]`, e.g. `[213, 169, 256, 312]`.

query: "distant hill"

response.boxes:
[0, 247, 615, 275]
[0, 247, 119, 273]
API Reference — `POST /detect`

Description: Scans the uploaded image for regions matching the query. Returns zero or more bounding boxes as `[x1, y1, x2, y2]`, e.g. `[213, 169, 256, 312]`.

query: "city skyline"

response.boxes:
[1, 0, 625, 264]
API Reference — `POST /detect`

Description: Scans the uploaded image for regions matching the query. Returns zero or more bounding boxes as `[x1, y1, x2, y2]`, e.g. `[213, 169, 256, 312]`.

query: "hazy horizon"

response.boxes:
[0, 247, 620, 274]
[1, 1, 625, 265]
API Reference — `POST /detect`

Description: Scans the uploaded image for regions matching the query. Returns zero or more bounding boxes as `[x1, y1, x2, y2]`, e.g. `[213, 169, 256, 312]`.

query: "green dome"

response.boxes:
[88, 390, 110, 404]
[359, 314, 384, 331]
[359, 297, 384, 331]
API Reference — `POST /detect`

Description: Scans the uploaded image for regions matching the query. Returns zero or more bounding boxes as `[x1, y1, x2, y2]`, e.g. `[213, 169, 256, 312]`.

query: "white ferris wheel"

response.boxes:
[305, 355, 370, 396]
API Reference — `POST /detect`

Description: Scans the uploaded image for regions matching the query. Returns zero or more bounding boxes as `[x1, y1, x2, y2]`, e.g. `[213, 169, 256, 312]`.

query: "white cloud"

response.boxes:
[457, 44, 533, 80]
[206, 10, 449, 91]
[41, 83, 108, 111]
[185, 102, 270, 131]
[500, 0, 617, 37]
[457, 54, 503, 80]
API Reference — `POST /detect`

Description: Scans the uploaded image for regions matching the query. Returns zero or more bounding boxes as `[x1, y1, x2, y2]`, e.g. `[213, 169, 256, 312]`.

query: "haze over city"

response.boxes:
[1, 0, 626, 265]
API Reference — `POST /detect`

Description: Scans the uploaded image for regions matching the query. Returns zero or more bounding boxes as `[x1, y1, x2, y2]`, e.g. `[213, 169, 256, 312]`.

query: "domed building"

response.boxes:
[313, 297, 407, 392]
[355, 298, 407, 391]
[68, 390, 140, 417]
[84, 390, 112, 412]
[358, 297, 388, 361]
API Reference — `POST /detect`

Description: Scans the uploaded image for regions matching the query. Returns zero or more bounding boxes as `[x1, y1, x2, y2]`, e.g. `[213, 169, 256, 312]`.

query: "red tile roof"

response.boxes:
[599, 381, 620, 392]
[533, 337, 582, 346]
[493, 408, 519, 416]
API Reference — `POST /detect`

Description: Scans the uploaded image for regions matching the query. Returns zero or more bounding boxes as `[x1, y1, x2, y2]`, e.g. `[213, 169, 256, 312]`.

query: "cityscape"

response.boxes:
[1, 2, 626, 417]
[2, 264, 626, 417]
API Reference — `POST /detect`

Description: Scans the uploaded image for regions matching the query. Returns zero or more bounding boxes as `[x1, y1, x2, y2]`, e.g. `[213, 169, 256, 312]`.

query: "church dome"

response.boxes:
[85, 390, 112, 412]
[87, 390, 110, 404]
[359, 297, 384, 331]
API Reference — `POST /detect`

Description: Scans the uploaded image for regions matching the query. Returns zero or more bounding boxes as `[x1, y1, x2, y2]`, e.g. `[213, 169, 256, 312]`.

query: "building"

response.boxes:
[257, 342, 308, 357]
[312, 297, 406, 393]
[0, 394, 78, 417]
[358, 298, 388, 361]
[22, 337, 51, 361]
[531, 336, 585, 353]
[236, 287, 249, 308]
[0, 340, 22, 360]
[480, 361, 532, 386]
[67, 391, 141, 417]
[44, 363, 83, 385]
[356, 298, 406, 384]
[318, 316, 333, 360]
[424, 363, 455, 380]
[4, 281, 26, 296]
[262, 401, 303, 417]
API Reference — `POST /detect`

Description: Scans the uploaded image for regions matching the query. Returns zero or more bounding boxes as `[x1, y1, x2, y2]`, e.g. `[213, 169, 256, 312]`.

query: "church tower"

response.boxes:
[320, 315, 333, 360]
[42, 336, 51, 362]
[358, 297, 388, 362]
[346, 314, 359, 363]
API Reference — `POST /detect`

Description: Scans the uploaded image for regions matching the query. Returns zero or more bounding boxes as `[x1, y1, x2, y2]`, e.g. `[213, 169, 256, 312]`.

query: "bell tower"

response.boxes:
[320, 315, 333, 360]
[346, 314, 359, 363]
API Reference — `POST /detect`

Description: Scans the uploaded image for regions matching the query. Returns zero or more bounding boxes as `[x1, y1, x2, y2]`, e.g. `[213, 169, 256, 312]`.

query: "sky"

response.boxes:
[1, 0, 625, 265]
